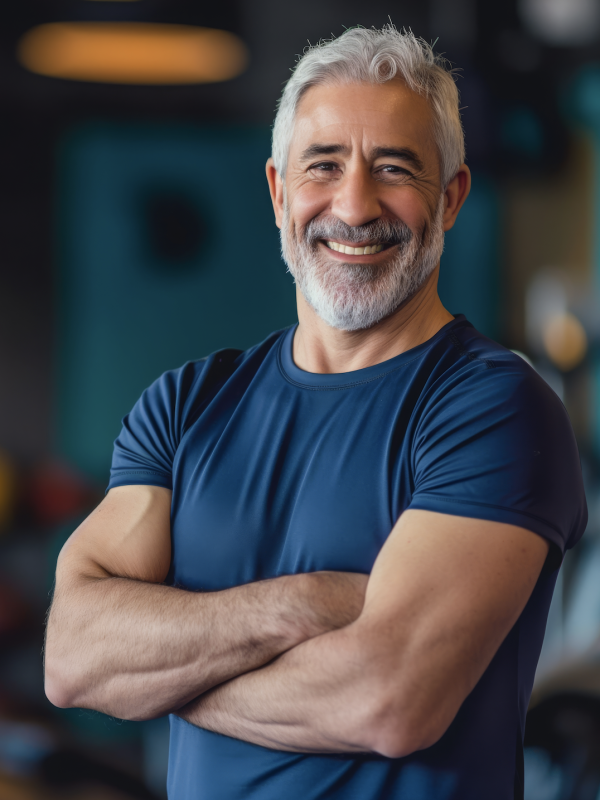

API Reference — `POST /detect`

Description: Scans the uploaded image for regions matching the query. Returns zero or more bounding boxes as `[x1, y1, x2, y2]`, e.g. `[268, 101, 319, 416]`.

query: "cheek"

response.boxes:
[386, 191, 431, 234]
[289, 182, 332, 230]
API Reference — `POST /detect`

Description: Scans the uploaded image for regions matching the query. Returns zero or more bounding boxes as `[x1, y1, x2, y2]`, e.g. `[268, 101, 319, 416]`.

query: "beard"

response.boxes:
[280, 198, 446, 332]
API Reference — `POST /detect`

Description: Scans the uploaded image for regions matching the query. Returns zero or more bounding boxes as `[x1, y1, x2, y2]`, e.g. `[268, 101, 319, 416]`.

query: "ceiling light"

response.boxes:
[17, 22, 248, 85]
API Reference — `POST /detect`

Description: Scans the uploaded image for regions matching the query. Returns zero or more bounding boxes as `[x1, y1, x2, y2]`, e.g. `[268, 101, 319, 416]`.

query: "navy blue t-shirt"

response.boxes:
[108, 315, 587, 800]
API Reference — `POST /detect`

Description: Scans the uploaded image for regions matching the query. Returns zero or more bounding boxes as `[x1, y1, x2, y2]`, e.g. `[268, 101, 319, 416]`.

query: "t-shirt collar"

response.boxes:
[278, 314, 469, 389]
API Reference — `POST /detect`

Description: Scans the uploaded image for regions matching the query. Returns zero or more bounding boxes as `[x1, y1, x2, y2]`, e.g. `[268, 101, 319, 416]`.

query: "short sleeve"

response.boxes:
[408, 361, 588, 557]
[108, 360, 209, 491]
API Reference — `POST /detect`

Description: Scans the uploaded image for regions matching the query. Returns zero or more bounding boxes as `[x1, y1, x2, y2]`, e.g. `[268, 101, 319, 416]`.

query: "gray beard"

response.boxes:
[280, 200, 446, 332]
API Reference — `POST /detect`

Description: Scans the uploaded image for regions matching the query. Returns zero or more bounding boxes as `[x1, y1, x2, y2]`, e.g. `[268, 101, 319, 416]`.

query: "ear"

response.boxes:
[442, 164, 471, 232]
[266, 158, 285, 229]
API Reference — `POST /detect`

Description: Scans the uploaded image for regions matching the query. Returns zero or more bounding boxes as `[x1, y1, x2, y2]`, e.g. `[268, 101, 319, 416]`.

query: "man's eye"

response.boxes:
[379, 165, 411, 176]
[310, 162, 338, 172]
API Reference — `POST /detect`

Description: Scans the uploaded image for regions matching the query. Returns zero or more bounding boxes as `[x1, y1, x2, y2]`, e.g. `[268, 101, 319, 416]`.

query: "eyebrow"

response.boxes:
[299, 143, 425, 172]
[299, 143, 349, 160]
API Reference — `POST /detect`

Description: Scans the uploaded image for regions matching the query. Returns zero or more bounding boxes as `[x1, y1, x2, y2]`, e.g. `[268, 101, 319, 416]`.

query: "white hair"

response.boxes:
[272, 25, 465, 189]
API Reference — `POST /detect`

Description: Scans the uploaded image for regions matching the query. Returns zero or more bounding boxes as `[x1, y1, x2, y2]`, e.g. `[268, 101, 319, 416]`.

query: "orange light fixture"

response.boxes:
[17, 22, 248, 84]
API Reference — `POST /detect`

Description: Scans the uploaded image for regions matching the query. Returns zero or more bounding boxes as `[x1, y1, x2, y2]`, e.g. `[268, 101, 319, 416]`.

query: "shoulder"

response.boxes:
[416, 320, 573, 458]
[109, 328, 290, 489]
[134, 327, 291, 434]
[425, 319, 562, 419]
[410, 319, 587, 552]
[433, 317, 533, 375]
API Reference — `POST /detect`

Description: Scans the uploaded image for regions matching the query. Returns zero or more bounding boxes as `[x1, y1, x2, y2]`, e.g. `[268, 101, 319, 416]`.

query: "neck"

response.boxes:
[292, 267, 454, 374]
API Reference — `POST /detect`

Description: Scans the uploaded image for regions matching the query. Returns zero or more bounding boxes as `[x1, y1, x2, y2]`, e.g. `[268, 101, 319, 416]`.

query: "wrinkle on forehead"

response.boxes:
[290, 79, 439, 175]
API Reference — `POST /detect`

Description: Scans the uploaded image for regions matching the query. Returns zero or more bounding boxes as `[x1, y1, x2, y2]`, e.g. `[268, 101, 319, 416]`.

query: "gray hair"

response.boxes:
[272, 25, 465, 189]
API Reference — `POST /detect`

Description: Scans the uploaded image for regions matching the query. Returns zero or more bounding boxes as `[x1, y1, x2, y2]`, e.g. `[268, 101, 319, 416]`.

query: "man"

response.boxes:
[45, 25, 586, 800]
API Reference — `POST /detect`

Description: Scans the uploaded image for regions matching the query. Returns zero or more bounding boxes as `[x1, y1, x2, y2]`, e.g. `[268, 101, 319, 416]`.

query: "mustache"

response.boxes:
[302, 215, 414, 248]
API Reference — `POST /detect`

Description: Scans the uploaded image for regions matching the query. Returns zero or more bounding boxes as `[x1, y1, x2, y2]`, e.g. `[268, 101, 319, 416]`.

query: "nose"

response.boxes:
[330, 165, 382, 228]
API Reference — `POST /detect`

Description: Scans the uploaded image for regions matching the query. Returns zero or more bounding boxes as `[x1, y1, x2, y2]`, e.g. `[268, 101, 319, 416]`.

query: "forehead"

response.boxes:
[290, 79, 437, 165]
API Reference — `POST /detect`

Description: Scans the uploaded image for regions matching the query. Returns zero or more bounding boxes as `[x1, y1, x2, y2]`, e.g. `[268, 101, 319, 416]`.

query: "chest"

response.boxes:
[169, 379, 416, 590]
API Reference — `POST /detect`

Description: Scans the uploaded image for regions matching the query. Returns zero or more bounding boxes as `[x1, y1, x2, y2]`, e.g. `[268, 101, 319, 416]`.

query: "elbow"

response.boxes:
[369, 725, 445, 761]
[44, 648, 165, 722]
[44, 637, 85, 710]
[44, 667, 76, 709]
[44, 648, 82, 709]
[45, 683, 72, 710]
[361, 690, 452, 760]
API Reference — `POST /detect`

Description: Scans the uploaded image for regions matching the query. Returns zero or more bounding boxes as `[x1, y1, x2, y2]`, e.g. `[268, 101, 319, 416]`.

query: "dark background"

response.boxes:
[0, 1, 600, 798]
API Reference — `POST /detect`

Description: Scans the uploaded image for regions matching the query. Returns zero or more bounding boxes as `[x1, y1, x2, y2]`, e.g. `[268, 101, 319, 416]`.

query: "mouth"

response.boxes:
[321, 240, 393, 256]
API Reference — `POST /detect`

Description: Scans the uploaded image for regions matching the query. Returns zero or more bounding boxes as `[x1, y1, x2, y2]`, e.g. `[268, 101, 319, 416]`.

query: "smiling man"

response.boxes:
[45, 26, 587, 800]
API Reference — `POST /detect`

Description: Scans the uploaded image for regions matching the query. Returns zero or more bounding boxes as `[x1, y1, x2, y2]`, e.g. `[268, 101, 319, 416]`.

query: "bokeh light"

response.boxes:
[542, 312, 588, 371]
[17, 23, 249, 85]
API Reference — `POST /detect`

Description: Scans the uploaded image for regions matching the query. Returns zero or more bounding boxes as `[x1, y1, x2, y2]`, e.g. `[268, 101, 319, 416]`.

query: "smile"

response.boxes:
[325, 241, 385, 255]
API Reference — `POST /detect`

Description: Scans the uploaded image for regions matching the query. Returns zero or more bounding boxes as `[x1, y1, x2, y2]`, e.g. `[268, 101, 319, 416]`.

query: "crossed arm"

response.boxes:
[45, 484, 548, 757]
[44, 485, 368, 721]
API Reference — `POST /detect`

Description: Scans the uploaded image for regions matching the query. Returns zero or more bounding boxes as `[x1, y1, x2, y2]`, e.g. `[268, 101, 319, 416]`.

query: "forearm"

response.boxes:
[179, 512, 550, 758]
[45, 571, 362, 721]
[178, 620, 381, 754]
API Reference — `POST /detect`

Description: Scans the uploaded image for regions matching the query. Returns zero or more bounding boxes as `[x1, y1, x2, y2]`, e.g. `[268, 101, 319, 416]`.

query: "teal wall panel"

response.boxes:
[57, 124, 297, 480]
[437, 175, 500, 340]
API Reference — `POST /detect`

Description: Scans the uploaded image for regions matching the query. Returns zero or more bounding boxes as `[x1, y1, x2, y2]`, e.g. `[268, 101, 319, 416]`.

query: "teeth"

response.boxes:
[326, 242, 385, 255]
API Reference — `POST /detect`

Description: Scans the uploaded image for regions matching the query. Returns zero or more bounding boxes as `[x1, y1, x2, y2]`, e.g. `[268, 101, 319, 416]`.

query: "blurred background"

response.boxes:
[0, 0, 600, 798]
